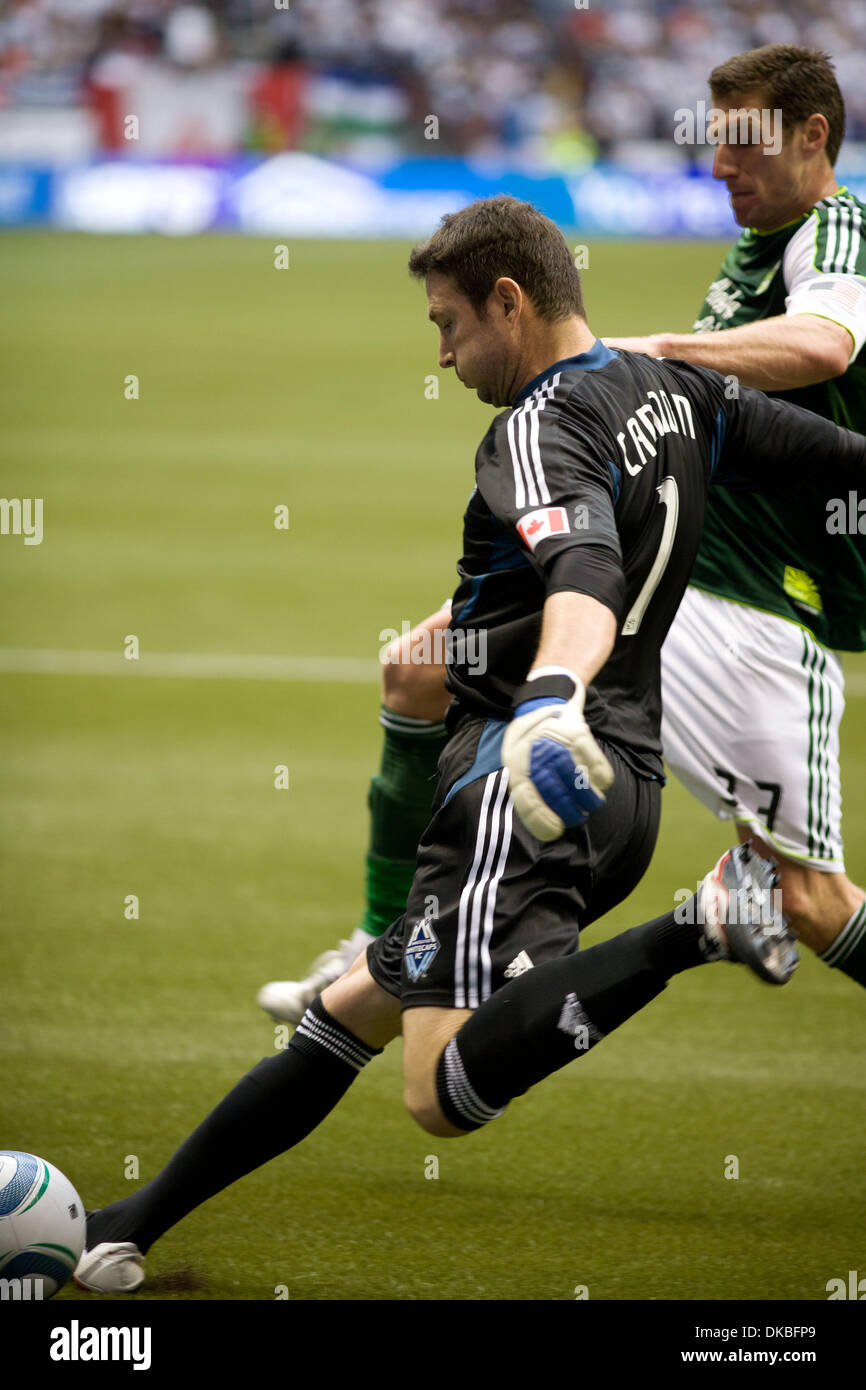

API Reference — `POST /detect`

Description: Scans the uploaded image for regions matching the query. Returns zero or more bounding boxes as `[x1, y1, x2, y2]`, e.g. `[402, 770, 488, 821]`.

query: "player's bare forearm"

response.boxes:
[530, 590, 617, 688]
[505, 590, 617, 841]
[605, 314, 852, 391]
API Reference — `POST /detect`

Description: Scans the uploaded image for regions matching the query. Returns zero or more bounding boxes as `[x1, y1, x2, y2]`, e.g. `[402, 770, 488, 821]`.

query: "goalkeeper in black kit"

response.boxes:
[75, 197, 866, 1291]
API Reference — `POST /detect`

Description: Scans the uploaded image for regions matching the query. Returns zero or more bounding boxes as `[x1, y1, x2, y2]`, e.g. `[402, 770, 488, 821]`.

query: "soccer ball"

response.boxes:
[0, 1151, 86, 1299]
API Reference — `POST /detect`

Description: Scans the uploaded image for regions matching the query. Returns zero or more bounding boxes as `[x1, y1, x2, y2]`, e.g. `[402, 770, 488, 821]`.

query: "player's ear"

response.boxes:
[801, 111, 830, 158]
[492, 276, 523, 321]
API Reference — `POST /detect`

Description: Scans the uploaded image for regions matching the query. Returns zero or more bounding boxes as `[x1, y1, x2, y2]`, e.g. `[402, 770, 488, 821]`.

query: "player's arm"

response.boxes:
[501, 590, 618, 841]
[706, 372, 866, 494]
[477, 402, 625, 841]
[608, 205, 866, 392]
[606, 314, 852, 392]
[531, 590, 617, 686]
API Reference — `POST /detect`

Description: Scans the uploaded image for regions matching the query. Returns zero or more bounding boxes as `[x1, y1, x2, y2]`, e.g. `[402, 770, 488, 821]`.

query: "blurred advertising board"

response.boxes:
[2, 151, 864, 236]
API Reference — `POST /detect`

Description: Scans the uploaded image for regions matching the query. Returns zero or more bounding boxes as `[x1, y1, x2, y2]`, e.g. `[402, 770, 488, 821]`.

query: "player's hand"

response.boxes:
[502, 678, 614, 842]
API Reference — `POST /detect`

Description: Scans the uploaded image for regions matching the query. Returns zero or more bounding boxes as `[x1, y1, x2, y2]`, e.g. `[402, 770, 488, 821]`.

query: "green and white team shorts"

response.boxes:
[661, 586, 846, 872]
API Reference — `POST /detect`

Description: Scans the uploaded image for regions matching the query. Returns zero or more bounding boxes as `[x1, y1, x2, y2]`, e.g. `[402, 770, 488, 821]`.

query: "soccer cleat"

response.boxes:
[74, 1240, 145, 1293]
[257, 936, 366, 1024]
[697, 844, 799, 984]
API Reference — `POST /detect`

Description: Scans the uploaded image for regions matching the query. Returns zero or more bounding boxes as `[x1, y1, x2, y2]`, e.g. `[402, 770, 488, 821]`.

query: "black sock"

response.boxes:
[437, 903, 705, 1131]
[820, 901, 866, 988]
[86, 998, 381, 1253]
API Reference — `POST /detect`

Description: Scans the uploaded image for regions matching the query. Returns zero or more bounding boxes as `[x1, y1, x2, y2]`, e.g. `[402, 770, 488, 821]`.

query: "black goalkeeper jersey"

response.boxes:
[445, 340, 866, 781]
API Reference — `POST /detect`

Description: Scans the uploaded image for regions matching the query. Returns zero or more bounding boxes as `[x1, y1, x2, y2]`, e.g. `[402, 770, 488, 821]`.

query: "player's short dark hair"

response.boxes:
[408, 195, 585, 322]
[709, 45, 845, 166]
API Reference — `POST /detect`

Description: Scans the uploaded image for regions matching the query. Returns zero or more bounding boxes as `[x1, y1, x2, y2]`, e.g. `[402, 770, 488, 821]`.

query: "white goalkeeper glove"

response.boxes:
[502, 669, 614, 842]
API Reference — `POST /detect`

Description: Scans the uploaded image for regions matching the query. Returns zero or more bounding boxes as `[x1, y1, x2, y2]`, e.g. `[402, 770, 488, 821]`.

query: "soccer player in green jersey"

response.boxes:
[609, 44, 866, 986]
[258, 44, 866, 1020]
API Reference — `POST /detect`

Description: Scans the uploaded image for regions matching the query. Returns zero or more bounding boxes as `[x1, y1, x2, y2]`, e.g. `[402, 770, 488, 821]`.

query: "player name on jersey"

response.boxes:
[614, 388, 697, 474]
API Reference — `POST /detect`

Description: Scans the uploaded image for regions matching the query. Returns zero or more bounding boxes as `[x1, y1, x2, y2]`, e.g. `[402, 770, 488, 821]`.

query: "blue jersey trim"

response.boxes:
[709, 407, 727, 478]
[443, 718, 507, 806]
[606, 458, 622, 504]
[457, 515, 533, 621]
[513, 340, 617, 404]
[456, 575, 483, 622]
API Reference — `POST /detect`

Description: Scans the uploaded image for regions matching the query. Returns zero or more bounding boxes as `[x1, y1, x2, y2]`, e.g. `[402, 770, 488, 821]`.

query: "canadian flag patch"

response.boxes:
[516, 506, 570, 551]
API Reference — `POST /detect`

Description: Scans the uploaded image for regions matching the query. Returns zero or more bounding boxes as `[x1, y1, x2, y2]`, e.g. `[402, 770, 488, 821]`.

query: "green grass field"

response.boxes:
[2, 232, 865, 1302]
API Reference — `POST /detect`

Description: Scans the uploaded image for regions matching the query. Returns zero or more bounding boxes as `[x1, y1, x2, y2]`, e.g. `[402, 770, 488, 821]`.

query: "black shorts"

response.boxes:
[366, 711, 661, 1010]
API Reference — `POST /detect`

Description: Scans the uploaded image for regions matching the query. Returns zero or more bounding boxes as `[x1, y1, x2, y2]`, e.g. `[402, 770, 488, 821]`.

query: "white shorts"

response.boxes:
[661, 587, 846, 871]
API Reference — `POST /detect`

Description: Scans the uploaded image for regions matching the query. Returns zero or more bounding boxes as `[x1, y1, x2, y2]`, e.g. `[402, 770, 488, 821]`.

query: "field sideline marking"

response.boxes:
[1, 647, 865, 694]
[0, 648, 380, 684]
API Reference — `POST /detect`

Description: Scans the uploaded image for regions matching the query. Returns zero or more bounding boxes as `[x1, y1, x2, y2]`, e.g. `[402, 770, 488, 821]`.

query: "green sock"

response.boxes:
[820, 901, 866, 988]
[357, 706, 449, 938]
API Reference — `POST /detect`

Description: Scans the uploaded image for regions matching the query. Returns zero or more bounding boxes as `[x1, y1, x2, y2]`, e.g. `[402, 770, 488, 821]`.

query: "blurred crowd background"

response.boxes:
[2, 0, 865, 166]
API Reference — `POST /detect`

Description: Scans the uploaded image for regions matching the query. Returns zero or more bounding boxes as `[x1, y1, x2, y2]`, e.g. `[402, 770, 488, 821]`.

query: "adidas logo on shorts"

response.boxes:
[504, 950, 533, 978]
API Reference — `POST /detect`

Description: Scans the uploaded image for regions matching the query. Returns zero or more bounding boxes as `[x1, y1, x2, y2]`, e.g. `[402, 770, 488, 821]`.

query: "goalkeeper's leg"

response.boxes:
[404, 857, 795, 1139]
[76, 953, 401, 1291]
[388, 725, 795, 1137]
[257, 606, 453, 1023]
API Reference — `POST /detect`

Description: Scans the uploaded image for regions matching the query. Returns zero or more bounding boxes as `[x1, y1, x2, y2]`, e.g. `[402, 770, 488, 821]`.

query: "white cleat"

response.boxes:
[257, 936, 366, 1025]
[698, 844, 799, 985]
[74, 1241, 145, 1293]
